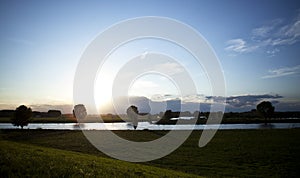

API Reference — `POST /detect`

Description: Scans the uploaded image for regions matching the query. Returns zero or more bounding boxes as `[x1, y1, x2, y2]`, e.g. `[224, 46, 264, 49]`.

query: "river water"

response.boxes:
[0, 122, 299, 130]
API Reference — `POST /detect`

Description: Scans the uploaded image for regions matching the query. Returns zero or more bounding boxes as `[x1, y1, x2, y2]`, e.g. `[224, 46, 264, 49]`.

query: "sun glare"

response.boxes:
[94, 69, 114, 110]
[128, 73, 179, 99]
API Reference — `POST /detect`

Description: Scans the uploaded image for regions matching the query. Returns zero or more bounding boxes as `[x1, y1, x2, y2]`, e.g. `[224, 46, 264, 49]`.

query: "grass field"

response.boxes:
[0, 140, 199, 177]
[0, 129, 300, 177]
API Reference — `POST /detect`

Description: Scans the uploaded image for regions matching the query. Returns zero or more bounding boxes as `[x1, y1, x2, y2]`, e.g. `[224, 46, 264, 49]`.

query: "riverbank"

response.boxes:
[1, 115, 300, 124]
[1, 129, 299, 177]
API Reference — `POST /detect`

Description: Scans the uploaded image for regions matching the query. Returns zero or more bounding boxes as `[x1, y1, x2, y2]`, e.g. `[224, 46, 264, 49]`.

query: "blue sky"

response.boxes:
[0, 0, 300, 113]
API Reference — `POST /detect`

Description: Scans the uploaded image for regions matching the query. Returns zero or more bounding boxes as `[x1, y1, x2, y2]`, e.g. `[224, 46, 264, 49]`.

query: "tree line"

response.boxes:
[3, 101, 300, 129]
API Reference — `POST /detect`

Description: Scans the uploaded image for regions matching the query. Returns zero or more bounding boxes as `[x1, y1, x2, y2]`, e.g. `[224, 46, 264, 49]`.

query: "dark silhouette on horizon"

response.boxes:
[73, 104, 87, 120]
[126, 105, 139, 130]
[11, 105, 32, 129]
[32, 110, 61, 118]
[257, 101, 275, 124]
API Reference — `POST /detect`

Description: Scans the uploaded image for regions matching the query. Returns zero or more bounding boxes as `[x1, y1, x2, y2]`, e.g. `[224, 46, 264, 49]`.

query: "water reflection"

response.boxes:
[0, 122, 299, 130]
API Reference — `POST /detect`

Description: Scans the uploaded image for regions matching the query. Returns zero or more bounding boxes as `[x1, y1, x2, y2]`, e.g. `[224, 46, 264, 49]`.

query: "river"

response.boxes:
[0, 122, 299, 130]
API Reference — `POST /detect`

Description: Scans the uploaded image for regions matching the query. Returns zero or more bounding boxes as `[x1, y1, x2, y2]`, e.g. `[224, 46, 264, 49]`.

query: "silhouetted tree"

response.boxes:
[73, 104, 87, 120]
[126, 105, 138, 130]
[47, 110, 62, 117]
[11, 105, 32, 129]
[257, 101, 275, 123]
[163, 110, 173, 120]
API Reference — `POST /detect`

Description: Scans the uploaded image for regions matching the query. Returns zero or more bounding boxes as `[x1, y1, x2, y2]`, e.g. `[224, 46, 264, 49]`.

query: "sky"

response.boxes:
[0, 0, 300, 113]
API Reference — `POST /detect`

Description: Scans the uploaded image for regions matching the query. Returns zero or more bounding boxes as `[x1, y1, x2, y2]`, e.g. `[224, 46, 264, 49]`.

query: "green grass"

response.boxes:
[0, 140, 199, 177]
[149, 129, 300, 177]
[1, 129, 300, 177]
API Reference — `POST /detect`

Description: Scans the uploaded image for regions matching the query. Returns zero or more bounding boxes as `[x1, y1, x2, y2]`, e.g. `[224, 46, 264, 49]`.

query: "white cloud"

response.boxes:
[182, 94, 206, 103]
[252, 19, 283, 39]
[128, 80, 159, 97]
[262, 65, 300, 79]
[154, 62, 184, 75]
[225, 11, 300, 56]
[225, 39, 257, 53]
[252, 26, 274, 39]
[283, 18, 300, 38]
[252, 26, 270, 37]
[131, 80, 159, 89]
[150, 94, 217, 103]
[266, 48, 280, 57]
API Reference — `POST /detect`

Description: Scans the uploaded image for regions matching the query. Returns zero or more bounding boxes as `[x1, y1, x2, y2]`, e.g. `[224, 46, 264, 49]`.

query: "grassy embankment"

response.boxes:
[1, 129, 300, 177]
[0, 140, 198, 177]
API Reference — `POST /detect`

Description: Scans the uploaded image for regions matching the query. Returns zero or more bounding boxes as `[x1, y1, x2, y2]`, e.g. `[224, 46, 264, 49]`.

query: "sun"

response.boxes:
[94, 70, 114, 111]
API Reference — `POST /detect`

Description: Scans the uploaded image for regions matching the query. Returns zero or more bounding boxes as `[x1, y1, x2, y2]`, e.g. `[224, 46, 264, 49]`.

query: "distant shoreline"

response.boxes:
[0, 116, 300, 125]
[1, 109, 300, 124]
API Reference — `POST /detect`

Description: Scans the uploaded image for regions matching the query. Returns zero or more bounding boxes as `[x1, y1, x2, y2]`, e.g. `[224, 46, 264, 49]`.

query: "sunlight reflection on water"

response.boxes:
[0, 122, 299, 130]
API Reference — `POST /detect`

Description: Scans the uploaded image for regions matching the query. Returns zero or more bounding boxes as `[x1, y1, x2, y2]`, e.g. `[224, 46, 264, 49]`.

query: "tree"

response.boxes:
[47, 110, 62, 117]
[126, 105, 138, 130]
[73, 104, 87, 120]
[11, 105, 32, 129]
[256, 101, 275, 123]
[163, 110, 173, 120]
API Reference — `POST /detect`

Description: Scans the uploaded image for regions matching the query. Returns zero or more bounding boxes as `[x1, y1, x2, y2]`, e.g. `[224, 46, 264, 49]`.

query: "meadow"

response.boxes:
[0, 129, 299, 177]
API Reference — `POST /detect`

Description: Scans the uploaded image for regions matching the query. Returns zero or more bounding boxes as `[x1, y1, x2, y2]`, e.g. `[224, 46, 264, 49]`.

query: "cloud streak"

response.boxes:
[225, 39, 258, 53]
[224, 94, 282, 108]
[153, 62, 184, 75]
[262, 65, 300, 79]
[102, 94, 284, 114]
[225, 11, 300, 56]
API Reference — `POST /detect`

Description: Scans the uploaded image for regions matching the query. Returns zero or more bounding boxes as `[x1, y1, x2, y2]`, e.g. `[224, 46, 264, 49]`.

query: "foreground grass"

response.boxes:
[1, 129, 300, 177]
[0, 140, 199, 177]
